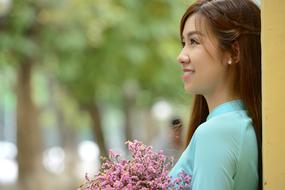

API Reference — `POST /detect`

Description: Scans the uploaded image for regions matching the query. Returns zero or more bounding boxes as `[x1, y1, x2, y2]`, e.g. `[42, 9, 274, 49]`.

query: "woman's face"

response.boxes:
[178, 14, 230, 97]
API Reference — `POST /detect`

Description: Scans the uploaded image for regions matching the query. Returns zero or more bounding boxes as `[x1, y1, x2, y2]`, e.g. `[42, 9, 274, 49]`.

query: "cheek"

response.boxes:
[191, 48, 214, 67]
[190, 48, 204, 58]
[196, 63, 223, 86]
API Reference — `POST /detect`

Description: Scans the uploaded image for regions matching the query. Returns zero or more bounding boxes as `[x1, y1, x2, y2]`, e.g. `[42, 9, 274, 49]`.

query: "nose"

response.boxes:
[177, 51, 190, 65]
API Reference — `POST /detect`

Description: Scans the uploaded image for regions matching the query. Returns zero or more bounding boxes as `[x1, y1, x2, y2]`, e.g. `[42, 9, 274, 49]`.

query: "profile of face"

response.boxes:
[177, 14, 231, 97]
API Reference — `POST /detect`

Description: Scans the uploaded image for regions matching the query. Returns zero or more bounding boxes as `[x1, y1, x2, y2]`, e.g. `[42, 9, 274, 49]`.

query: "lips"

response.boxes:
[183, 69, 194, 73]
[182, 68, 194, 81]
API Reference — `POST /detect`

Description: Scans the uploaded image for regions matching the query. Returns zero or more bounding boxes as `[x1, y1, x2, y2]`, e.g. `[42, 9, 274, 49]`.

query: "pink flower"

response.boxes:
[79, 140, 191, 190]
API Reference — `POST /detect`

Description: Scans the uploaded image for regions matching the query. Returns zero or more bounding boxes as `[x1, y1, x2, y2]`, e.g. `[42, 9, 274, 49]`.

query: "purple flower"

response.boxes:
[79, 140, 191, 190]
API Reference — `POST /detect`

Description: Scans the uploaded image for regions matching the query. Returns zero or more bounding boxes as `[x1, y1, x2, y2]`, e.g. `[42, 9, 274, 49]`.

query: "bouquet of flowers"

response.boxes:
[79, 140, 191, 190]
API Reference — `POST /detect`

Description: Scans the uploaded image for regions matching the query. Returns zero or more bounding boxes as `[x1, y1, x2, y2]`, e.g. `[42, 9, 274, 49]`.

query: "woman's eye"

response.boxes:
[190, 38, 199, 45]
[181, 41, 185, 47]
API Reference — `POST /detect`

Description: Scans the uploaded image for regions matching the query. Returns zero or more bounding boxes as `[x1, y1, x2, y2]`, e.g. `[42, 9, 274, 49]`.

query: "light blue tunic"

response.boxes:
[169, 100, 258, 190]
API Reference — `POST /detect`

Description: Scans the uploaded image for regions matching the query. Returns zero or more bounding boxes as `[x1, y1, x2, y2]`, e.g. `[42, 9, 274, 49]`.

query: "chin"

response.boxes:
[184, 85, 193, 94]
[184, 85, 200, 95]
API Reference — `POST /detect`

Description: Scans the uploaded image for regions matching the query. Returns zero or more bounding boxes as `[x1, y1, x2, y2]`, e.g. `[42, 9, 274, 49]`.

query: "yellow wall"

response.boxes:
[262, 0, 285, 189]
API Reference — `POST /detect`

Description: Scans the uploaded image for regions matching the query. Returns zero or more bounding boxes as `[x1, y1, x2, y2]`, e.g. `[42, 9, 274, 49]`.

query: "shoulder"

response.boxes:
[188, 110, 258, 189]
[191, 110, 256, 162]
[195, 110, 253, 141]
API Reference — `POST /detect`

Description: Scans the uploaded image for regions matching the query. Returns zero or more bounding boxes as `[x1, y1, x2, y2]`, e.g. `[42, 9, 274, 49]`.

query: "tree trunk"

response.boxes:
[16, 60, 43, 190]
[122, 81, 137, 143]
[88, 104, 108, 158]
[123, 95, 133, 142]
[49, 76, 79, 189]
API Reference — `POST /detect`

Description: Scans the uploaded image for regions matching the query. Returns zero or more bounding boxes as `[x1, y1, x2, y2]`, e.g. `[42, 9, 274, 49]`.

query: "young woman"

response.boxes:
[169, 0, 262, 189]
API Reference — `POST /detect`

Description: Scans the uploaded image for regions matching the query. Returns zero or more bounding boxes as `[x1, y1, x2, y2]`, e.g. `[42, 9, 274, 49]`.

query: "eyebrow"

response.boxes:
[182, 31, 204, 40]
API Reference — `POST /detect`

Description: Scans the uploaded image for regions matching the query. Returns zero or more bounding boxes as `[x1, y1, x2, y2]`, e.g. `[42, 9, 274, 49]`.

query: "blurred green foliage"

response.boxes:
[0, 2, 193, 189]
[0, 0, 191, 111]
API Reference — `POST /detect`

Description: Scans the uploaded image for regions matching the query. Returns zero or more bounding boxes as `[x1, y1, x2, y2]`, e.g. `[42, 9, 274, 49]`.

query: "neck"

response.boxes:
[204, 89, 239, 112]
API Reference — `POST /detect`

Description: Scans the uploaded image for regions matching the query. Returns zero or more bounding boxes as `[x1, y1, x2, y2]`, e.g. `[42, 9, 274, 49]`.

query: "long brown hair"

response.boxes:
[181, 0, 262, 189]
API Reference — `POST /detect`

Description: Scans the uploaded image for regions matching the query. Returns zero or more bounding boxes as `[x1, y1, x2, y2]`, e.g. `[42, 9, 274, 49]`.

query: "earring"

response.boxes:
[227, 59, 232, 65]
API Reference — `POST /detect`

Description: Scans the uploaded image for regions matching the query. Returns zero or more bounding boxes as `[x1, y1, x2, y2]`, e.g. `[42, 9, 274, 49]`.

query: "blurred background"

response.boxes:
[0, 0, 193, 189]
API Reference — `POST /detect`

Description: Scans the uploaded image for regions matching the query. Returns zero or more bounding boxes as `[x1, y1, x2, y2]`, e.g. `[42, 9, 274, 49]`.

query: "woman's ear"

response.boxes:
[231, 41, 240, 64]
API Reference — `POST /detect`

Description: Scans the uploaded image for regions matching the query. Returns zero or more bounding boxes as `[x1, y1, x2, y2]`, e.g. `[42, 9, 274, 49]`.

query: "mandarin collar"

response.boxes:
[206, 99, 245, 121]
